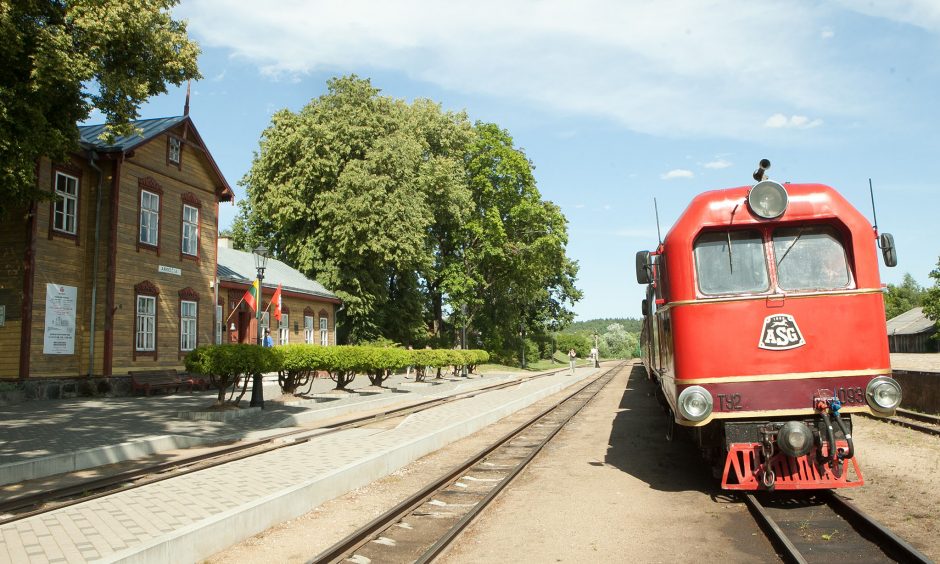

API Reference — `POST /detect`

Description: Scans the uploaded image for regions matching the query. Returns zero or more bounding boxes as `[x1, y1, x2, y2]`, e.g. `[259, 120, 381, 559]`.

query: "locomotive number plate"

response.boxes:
[758, 314, 806, 350]
[835, 386, 865, 405]
[717, 393, 743, 411]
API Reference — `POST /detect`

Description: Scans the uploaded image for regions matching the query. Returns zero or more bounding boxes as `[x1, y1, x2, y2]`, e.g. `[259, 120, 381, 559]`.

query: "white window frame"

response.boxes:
[53, 171, 79, 235]
[182, 204, 199, 256]
[260, 311, 270, 330]
[180, 300, 197, 351]
[140, 190, 160, 246]
[279, 313, 289, 345]
[136, 296, 156, 351]
[168, 137, 182, 164]
[319, 316, 328, 346]
[304, 315, 314, 344]
[215, 304, 223, 345]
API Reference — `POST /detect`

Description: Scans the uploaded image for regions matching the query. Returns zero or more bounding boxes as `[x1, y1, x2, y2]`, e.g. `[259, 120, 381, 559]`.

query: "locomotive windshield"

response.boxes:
[773, 225, 853, 290]
[693, 230, 769, 295]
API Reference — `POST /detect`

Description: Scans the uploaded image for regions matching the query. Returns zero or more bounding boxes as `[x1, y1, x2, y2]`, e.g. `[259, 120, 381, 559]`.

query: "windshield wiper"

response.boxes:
[726, 204, 740, 274]
[776, 227, 805, 267]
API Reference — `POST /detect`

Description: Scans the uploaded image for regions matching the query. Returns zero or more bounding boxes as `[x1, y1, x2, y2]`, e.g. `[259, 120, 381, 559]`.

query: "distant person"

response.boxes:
[568, 348, 577, 374]
[405, 345, 414, 379]
[590, 346, 599, 368]
[263, 329, 273, 347]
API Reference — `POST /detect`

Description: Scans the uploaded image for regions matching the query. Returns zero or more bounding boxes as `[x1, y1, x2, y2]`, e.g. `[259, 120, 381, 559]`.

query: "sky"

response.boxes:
[104, 0, 940, 321]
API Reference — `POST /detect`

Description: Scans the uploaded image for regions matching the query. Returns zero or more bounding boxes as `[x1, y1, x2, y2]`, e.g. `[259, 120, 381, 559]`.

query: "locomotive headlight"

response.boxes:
[866, 376, 902, 413]
[747, 180, 789, 219]
[776, 421, 813, 457]
[677, 385, 713, 422]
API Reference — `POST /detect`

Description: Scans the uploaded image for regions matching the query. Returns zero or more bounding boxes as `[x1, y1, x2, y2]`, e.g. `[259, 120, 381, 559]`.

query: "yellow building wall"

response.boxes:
[109, 129, 220, 375]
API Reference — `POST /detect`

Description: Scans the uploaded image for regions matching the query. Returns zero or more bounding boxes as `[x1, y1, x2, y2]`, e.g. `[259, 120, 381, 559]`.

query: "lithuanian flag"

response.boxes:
[243, 279, 260, 312]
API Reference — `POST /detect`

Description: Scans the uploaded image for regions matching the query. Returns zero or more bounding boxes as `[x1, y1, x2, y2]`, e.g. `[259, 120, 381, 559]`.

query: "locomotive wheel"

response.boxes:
[665, 412, 677, 442]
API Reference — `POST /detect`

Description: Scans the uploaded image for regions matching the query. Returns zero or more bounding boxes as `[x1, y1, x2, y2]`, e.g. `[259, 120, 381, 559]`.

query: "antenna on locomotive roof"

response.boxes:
[868, 178, 879, 232]
[654, 197, 662, 246]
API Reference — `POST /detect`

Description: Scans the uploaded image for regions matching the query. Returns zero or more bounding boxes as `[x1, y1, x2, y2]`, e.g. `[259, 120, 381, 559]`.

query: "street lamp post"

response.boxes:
[250, 244, 269, 409]
[520, 322, 526, 369]
[593, 332, 599, 368]
[461, 304, 468, 377]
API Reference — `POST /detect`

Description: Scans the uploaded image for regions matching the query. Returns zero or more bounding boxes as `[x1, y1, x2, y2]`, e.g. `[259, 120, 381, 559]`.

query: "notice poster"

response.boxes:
[43, 283, 77, 355]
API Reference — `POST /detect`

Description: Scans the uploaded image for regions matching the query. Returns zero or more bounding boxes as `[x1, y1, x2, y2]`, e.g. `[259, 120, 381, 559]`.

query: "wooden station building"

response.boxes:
[0, 115, 234, 384]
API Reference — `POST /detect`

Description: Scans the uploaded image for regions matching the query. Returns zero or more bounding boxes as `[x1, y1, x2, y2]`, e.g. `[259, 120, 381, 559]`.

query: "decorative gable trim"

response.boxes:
[178, 287, 200, 301]
[135, 280, 160, 296]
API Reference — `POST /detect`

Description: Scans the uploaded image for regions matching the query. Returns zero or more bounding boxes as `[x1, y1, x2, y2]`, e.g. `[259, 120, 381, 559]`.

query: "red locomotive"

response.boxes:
[636, 160, 901, 490]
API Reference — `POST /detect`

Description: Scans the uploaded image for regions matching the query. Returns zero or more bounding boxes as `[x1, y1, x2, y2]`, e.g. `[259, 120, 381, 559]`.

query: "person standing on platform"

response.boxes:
[590, 345, 599, 368]
[568, 348, 577, 374]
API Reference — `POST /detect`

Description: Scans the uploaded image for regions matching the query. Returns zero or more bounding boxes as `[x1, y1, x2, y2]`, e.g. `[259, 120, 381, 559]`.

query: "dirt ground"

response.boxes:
[206, 363, 940, 563]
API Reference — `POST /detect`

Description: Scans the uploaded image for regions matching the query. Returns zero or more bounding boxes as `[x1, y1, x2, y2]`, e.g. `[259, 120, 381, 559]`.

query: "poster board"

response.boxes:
[43, 283, 77, 355]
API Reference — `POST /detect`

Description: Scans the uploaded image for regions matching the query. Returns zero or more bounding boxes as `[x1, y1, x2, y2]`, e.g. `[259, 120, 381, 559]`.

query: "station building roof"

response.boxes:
[78, 115, 234, 201]
[216, 239, 340, 303]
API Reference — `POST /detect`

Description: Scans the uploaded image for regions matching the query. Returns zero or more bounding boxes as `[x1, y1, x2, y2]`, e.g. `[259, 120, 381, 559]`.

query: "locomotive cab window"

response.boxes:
[773, 225, 854, 291]
[693, 230, 769, 295]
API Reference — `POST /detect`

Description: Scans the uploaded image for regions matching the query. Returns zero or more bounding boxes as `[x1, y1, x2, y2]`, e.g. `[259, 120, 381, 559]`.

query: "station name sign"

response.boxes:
[158, 265, 182, 276]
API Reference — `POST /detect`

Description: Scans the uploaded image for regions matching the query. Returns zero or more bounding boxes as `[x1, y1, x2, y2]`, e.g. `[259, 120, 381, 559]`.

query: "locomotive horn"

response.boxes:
[752, 158, 771, 182]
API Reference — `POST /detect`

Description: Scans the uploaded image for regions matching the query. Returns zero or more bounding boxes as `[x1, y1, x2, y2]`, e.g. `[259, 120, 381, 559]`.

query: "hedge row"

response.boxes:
[184, 344, 491, 397]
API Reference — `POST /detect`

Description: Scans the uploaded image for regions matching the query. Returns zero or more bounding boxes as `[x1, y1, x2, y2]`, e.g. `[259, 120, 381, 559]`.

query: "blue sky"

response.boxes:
[107, 0, 940, 321]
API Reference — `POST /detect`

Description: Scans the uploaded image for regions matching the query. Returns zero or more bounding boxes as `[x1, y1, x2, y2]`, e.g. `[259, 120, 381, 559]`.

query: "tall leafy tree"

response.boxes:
[450, 123, 581, 358]
[922, 258, 940, 330]
[0, 0, 200, 216]
[238, 76, 471, 343]
[883, 273, 925, 320]
[238, 76, 581, 352]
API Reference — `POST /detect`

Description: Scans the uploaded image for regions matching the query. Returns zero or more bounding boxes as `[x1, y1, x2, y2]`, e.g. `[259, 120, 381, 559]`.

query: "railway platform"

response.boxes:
[0, 365, 600, 563]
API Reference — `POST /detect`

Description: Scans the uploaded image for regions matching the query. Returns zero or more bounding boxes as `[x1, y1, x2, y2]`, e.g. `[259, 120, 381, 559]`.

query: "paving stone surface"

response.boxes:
[0, 367, 592, 563]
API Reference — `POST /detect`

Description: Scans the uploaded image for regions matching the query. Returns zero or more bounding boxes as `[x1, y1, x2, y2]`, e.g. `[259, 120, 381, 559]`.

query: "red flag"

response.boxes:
[272, 284, 283, 322]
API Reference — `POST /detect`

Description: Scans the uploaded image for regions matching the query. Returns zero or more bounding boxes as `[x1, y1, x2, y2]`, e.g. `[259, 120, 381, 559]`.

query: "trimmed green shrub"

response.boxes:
[185, 344, 277, 405]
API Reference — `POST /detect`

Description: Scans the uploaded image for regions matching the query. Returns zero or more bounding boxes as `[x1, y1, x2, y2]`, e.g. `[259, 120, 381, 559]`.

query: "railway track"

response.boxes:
[0, 368, 574, 525]
[880, 408, 940, 436]
[744, 490, 932, 563]
[308, 362, 623, 564]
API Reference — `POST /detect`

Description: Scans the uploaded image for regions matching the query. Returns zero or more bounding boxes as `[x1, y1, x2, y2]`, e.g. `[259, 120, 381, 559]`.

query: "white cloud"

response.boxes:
[661, 169, 694, 180]
[704, 159, 732, 169]
[820, 28, 835, 39]
[177, 1, 871, 139]
[764, 113, 823, 129]
[833, 0, 940, 33]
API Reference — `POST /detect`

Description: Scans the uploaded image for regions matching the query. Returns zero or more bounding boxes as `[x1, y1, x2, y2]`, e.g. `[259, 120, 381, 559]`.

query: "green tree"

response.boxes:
[238, 76, 472, 344]
[923, 259, 940, 330]
[451, 123, 581, 360]
[0, 0, 200, 216]
[598, 323, 639, 359]
[238, 76, 581, 354]
[884, 273, 925, 320]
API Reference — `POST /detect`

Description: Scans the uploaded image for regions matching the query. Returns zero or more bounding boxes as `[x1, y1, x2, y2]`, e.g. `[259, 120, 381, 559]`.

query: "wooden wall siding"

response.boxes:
[0, 203, 28, 378]
[27, 157, 114, 378]
[109, 145, 218, 376]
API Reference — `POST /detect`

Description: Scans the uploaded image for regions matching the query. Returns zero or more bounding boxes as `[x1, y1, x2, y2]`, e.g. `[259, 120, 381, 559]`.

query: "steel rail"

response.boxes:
[743, 491, 932, 563]
[416, 367, 619, 564]
[861, 409, 940, 437]
[0, 368, 569, 524]
[824, 491, 932, 564]
[309, 363, 623, 564]
[742, 493, 808, 564]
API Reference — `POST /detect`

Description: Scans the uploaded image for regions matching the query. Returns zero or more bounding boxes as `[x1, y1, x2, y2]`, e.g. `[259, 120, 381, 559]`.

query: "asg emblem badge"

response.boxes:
[758, 314, 806, 350]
